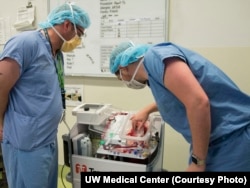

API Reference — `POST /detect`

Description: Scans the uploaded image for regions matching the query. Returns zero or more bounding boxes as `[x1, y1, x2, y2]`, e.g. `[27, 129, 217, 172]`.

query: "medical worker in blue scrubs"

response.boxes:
[0, 3, 90, 187]
[109, 41, 250, 171]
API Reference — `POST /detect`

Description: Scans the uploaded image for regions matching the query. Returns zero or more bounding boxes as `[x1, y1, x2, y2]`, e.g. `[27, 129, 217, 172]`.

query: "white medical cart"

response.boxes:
[62, 103, 165, 188]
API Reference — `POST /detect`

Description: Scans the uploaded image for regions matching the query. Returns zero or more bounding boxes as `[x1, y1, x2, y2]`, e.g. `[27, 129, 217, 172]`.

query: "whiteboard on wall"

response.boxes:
[49, 0, 168, 77]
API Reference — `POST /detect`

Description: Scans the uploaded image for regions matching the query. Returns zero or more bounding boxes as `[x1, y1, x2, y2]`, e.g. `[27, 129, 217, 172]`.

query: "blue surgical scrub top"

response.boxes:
[0, 30, 63, 150]
[143, 42, 250, 144]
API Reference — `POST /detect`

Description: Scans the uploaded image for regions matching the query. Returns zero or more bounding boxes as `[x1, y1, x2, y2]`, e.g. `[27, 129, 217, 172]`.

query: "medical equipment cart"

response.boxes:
[63, 103, 165, 188]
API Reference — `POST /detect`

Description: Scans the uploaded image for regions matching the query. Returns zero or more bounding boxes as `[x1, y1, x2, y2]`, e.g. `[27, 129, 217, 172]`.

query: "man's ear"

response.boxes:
[62, 20, 72, 31]
[119, 66, 127, 72]
[120, 66, 129, 76]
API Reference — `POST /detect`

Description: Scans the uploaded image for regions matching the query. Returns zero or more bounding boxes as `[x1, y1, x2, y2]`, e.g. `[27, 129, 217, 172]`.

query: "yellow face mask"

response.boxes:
[61, 34, 82, 52]
[51, 3, 83, 53]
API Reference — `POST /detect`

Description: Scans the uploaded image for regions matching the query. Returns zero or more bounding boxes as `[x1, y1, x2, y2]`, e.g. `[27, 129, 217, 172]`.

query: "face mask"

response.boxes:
[61, 34, 82, 52]
[51, 3, 82, 52]
[120, 58, 146, 89]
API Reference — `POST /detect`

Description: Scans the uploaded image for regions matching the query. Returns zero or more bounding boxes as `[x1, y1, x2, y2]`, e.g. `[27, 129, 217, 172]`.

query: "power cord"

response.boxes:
[61, 110, 70, 133]
[61, 110, 71, 188]
[61, 164, 67, 188]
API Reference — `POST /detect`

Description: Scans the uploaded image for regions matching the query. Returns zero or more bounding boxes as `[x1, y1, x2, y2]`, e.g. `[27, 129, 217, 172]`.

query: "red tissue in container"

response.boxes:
[119, 117, 151, 148]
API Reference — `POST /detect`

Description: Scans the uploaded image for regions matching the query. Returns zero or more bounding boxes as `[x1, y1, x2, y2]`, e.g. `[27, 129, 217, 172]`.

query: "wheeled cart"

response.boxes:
[62, 103, 165, 188]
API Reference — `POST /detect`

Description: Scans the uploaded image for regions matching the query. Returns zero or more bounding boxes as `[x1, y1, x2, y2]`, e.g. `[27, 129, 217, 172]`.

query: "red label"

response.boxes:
[75, 163, 87, 173]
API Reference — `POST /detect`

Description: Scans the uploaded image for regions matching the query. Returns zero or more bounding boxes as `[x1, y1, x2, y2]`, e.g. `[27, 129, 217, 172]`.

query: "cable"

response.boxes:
[60, 109, 70, 133]
[62, 125, 71, 188]
[61, 111, 71, 188]
[60, 164, 67, 188]
[63, 118, 71, 133]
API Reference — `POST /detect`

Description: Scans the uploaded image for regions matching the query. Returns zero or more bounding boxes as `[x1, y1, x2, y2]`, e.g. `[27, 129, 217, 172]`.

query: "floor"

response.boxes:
[58, 165, 72, 188]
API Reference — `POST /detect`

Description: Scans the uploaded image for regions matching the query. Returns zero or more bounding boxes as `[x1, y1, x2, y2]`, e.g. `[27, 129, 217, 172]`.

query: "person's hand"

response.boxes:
[130, 110, 149, 131]
[186, 163, 206, 172]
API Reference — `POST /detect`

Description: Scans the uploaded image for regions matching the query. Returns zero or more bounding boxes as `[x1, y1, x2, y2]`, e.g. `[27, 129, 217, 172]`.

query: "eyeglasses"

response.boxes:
[115, 70, 122, 81]
[71, 23, 86, 38]
[76, 25, 86, 38]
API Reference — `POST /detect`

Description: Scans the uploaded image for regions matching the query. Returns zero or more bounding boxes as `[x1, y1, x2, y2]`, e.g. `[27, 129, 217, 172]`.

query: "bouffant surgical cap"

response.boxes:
[109, 41, 134, 74]
[39, 2, 91, 29]
[120, 45, 150, 67]
[109, 42, 150, 74]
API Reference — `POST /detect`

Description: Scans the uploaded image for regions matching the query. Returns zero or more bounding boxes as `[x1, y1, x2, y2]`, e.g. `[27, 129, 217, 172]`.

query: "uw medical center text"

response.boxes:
[82, 174, 247, 185]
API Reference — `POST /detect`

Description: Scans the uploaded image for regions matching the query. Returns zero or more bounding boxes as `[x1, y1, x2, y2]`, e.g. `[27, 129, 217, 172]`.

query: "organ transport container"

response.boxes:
[62, 103, 165, 188]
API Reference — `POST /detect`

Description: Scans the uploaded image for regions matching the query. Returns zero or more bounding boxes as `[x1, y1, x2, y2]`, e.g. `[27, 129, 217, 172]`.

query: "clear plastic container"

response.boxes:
[119, 114, 151, 147]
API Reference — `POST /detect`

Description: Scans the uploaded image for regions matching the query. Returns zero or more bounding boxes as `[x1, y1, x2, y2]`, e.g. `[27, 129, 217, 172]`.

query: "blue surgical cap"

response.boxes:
[39, 3, 91, 29]
[120, 45, 150, 67]
[109, 41, 134, 74]
[109, 42, 151, 74]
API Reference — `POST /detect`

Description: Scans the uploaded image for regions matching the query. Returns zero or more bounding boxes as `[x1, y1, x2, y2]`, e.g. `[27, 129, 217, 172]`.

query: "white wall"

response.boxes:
[1, 0, 250, 171]
[0, 0, 48, 51]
